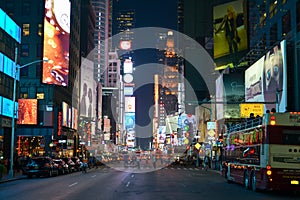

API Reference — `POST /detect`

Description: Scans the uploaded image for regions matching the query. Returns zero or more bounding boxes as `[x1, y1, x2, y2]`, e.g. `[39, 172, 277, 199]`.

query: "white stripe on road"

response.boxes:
[69, 182, 78, 187]
[126, 181, 130, 187]
[91, 175, 96, 178]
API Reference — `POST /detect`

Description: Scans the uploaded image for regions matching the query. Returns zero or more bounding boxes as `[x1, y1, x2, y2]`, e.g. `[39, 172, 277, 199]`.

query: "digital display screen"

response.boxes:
[42, 0, 70, 86]
[245, 40, 287, 112]
[17, 99, 38, 125]
[213, 0, 248, 67]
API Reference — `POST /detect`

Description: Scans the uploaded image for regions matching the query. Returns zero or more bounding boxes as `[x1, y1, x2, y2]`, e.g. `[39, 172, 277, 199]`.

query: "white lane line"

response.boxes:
[91, 175, 96, 178]
[131, 174, 134, 178]
[69, 182, 78, 187]
[126, 181, 130, 187]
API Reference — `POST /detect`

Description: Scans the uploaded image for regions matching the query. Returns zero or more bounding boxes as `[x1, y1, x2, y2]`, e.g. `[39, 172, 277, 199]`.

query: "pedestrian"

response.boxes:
[152, 154, 156, 169]
[204, 155, 209, 171]
[136, 155, 140, 169]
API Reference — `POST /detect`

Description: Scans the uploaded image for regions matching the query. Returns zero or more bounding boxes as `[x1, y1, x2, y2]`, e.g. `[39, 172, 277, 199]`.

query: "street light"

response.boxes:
[8, 47, 48, 179]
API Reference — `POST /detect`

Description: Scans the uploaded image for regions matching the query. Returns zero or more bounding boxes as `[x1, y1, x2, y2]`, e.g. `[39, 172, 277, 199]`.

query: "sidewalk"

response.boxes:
[0, 171, 27, 184]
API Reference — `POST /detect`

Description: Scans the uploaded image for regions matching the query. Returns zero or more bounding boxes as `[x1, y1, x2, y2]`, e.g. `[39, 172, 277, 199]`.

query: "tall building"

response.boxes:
[0, 8, 21, 160]
[245, 0, 300, 111]
[0, 0, 95, 158]
[91, 0, 112, 85]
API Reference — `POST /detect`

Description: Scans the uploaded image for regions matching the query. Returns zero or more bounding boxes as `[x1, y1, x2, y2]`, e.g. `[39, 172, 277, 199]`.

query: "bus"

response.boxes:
[222, 112, 300, 192]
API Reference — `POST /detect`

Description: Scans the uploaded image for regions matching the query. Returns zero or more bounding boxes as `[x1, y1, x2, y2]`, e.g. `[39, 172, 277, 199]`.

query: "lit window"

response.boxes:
[22, 24, 30, 36]
[38, 24, 43, 36]
[37, 93, 44, 99]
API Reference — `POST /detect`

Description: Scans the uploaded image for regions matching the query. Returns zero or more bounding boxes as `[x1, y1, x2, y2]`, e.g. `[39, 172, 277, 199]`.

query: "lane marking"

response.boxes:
[91, 175, 96, 178]
[126, 181, 130, 187]
[69, 182, 78, 187]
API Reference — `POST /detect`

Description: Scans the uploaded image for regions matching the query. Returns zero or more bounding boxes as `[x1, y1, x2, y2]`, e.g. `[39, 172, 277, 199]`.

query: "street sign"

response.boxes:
[207, 121, 216, 130]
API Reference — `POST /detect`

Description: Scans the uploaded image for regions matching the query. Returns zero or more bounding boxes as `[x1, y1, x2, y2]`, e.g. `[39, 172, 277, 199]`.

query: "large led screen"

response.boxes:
[245, 40, 287, 112]
[17, 99, 37, 125]
[213, 0, 248, 66]
[223, 71, 245, 118]
[125, 112, 135, 130]
[42, 0, 70, 86]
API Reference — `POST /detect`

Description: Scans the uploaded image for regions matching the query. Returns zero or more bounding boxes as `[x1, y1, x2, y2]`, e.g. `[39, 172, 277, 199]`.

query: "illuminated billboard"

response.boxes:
[215, 74, 224, 120]
[223, 71, 244, 118]
[125, 112, 135, 130]
[213, 0, 248, 67]
[245, 40, 287, 112]
[125, 97, 135, 112]
[119, 40, 132, 50]
[17, 99, 38, 125]
[240, 103, 264, 118]
[123, 58, 133, 74]
[80, 58, 96, 119]
[42, 0, 70, 86]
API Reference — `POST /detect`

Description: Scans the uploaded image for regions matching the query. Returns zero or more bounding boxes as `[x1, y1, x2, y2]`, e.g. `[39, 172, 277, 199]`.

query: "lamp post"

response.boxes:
[8, 47, 48, 179]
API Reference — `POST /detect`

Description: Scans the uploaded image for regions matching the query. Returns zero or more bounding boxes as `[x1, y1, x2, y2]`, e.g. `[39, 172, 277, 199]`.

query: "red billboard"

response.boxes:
[17, 99, 38, 125]
[42, 0, 70, 86]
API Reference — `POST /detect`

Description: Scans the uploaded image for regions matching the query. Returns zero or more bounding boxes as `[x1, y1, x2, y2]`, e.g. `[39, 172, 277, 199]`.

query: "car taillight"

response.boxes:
[266, 165, 272, 176]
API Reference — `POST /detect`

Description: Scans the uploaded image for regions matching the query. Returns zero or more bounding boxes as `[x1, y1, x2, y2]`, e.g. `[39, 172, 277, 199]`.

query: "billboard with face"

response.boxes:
[245, 40, 287, 112]
[42, 0, 70, 86]
[80, 58, 96, 119]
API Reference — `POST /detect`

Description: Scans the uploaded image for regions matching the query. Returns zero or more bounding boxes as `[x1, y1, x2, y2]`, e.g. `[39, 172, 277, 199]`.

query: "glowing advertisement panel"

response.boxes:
[17, 99, 38, 125]
[125, 112, 135, 130]
[216, 74, 224, 120]
[245, 40, 287, 112]
[0, 8, 4, 30]
[42, 0, 70, 86]
[213, 0, 248, 65]
[2, 97, 18, 118]
[80, 58, 96, 118]
[245, 56, 265, 102]
[1, 8, 21, 43]
[72, 107, 78, 130]
[125, 97, 135, 112]
[123, 59, 133, 74]
[223, 71, 244, 118]
[62, 101, 68, 127]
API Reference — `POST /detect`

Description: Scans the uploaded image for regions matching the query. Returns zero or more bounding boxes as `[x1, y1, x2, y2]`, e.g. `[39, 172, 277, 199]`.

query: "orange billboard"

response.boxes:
[42, 0, 70, 86]
[17, 99, 38, 125]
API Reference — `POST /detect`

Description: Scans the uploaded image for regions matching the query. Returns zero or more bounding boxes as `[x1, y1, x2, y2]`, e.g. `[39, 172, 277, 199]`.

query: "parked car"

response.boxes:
[25, 157, 59, 178]
[53, 159, 69, 175]
[71, 157, 81, 171]
[61, 157, 76, 173]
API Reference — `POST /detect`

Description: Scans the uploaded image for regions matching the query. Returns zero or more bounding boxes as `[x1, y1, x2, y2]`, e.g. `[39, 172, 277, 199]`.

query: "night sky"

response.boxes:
[115, 0, 178, 147]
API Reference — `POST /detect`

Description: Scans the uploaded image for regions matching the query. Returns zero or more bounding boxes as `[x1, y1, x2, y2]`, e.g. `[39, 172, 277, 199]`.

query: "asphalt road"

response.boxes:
[0, 166, 299, 200]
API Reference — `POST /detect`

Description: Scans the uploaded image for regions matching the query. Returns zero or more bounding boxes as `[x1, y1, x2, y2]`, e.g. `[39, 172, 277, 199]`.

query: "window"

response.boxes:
[22, 24, 30, 36]
[20, 93, 28, 99]
[270, 23, 278, 46]
[22, 1, 30, 16]
[36, 44, 42, 57]
[36, 63, 42, 77]
[38, 24, 43, 36]
[282, 11, 291, 36]
[20, 44, 29, 57]
[36, 93, 44, 99]
[20, 67, 28, 77]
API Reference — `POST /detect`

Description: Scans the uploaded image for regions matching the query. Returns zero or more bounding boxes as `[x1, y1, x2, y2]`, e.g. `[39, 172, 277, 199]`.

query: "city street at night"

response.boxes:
[1, 165, 299, 200]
